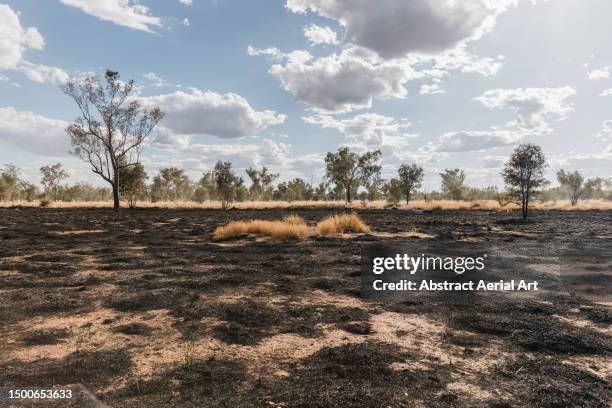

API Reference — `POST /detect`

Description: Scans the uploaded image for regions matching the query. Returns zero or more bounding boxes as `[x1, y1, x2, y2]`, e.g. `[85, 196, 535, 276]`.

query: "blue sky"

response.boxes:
[1, 0, 611, 190]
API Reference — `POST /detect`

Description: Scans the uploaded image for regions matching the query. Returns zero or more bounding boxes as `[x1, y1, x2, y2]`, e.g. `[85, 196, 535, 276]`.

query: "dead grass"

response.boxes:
[3, 199, 612, 211]
[213, 219, 311, 240]
[317, 213, 370, 235]
[282, 214, 306, 225]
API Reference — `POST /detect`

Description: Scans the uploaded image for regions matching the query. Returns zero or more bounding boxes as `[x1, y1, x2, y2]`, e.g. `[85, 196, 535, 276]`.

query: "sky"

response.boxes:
[1, 0, 611, 191]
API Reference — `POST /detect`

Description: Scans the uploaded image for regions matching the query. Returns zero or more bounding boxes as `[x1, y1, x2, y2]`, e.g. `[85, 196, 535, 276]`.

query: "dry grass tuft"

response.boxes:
[213, 219, 310, 240]
[282, 214, 306, 225]
[317, 213, 370, 235]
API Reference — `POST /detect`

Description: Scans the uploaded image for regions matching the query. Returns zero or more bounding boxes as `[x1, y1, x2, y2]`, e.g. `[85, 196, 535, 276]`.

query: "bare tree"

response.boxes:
[40, 163, 69, 201]
[62, 69, 164, 211]
[502, 143, 547, 220]
[398, 164, 424, 204]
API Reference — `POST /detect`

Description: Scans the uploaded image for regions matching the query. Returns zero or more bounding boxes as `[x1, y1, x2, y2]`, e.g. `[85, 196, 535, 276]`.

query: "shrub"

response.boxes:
[316, 213, 370, 235]
[213, 219, 310, 240]
[39, 199, 51, 207]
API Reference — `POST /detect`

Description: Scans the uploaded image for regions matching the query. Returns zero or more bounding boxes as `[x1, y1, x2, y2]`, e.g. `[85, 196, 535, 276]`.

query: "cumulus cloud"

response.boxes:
[139, 89, 287, 139]
[0, 107, 70, 156]
[286, 0, 517, 59]
[179, 0, 192, 5]
[475, 86, 576, 134]
[268, 48, 414, 113]
[587, 66, 610, 80]
[303, 24, 338, 46]
[0, 4, 44, 70]
[420, 83, 445, 95]
[58, 0, 162, 33]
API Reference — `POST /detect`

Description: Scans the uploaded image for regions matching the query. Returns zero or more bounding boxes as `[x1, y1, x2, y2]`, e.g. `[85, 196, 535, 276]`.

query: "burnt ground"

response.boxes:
[0, 208, 610, 407]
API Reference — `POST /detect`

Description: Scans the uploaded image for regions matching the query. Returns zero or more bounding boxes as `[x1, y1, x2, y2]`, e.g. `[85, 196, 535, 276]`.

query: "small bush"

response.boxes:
[213, 219, 310, 240]
[316, 213, 370, 235]
[39, 199, 51, 208]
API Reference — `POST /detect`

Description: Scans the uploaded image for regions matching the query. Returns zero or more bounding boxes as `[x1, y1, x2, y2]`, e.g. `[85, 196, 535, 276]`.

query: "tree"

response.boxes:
[0, 165, 20, 201]
[313, 182, 328, 201]
[62, 69, 164, 211]
[150, 167, 192, 202]
[246, 166, 278, 201]
[40, 163, 69, 201]
[324, 147, 382, 204]
[119, 163, 148, 208]
[502, 143, 547, 220]
[440, 168, 466, 200]
[214, 161, 241, 209]
[194, 171, 217, 203]
[274, 178, 314, 201]
[556, 169, 592, 206]
[398, 164, 424, 204]
[383, 178, 403, 205]
[19, 181, 39, 202]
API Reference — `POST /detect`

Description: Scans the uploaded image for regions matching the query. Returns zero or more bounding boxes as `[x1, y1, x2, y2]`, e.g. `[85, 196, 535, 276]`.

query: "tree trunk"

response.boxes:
[405, 190, 411, 204]
[112, 184, 120, 211]
[346, 186, 352, 204]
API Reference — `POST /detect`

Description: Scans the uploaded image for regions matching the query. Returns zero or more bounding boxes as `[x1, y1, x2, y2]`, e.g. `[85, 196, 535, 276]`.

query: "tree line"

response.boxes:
[3, 69, 610, 220]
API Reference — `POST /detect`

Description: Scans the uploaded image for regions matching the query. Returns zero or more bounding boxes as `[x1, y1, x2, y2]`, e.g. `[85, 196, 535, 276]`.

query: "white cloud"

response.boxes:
[0, 107, 69, 156]
[303, 24, 338, 46]
[19, 61, 69, 84]
[0, 4, 44, 70]
[600, 89, 612, 97]
[58, 0, 162, 33]
[420, 83, 445, 95]
[179, 0, 193, 5]
[435, 130, 518, 152]
[286, 0, 517, 59]
[587, 66, 609, 80]
[139, 89, 287, 139]
[475, 86, 576, 134]
[182, 18, 190, 27]
[303, 113, 415, 146]
[268, 48, 414, 113]
[144, 72, 170, 87]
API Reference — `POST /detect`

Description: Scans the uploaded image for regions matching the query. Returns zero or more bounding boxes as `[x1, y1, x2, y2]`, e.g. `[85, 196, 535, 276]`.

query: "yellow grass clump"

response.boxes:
[282, 214, 306, 225]
[213, 219, 310, 240]
[317, 213, 370, 235]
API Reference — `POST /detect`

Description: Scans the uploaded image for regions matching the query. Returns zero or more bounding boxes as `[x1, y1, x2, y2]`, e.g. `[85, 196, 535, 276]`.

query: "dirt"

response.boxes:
[0, 208, 610, 407]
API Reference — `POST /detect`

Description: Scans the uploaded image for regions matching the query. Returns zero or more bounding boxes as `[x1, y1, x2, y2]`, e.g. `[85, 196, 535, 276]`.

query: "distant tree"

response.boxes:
[365, 174, 385, 201]
[313, 182, 328, 201]
[556, 169, 594, 206]
[193, 171, 217, 203]
[502, 143, 547, 220]
[0, 165, 20, 201]
[19, 181, 39, 202]
[324, 147, 382, 204]
[246, 166, 279, 201]
[40, 163, 69, 201]
[150, 167, 192, 202]
[274, 178, 314, 201]
[119, 163, 148, 208]
[440, 168, 466, 200]
[0, 164, 20, 201]
[398, 164, 425, 204]
[214, 161, 240, 209]
[62, 69, 164, 211]
[383, 178, 403, 205]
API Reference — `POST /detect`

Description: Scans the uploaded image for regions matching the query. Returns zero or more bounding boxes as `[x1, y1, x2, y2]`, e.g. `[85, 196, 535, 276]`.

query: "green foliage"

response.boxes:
[440, 168, 466, 200]
[246, 167, 278, 201]
[383, 178, 403, 204]
[398, 164, 424, 203]
[150, 167, 193, 202]
[0, 165, 21, 201]
[274, 178, 314, 201]
[119, 163, 148, 208]
[214, 161, 241, 209]
[502, 143, 547, 219]
[324, 147, 382, 203]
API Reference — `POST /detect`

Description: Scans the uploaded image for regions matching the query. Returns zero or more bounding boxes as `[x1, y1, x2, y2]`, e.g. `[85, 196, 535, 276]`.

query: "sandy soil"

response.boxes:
[0, 208, 610, 407]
